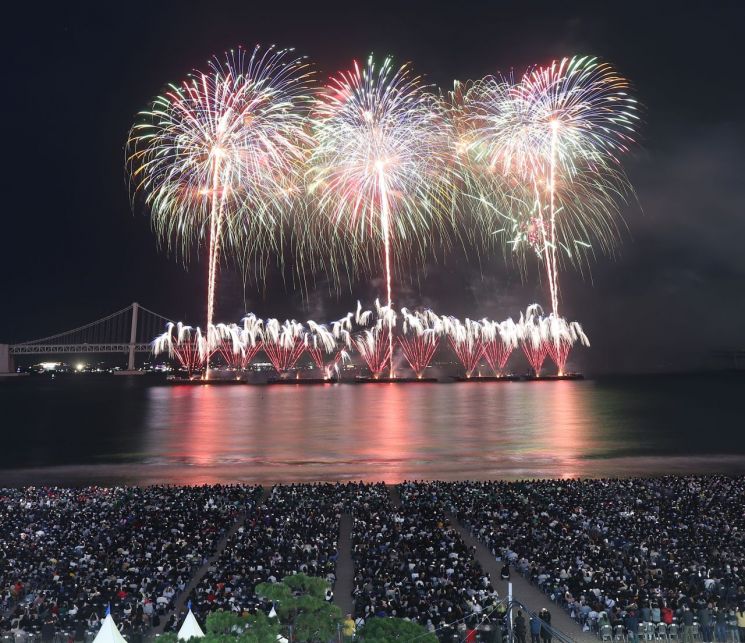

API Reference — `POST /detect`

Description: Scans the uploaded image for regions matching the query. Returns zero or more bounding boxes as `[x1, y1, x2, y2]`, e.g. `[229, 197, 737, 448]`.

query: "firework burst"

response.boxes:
[481, 318, 520, 376]
[545, 313, 590, 376]
[262, 319, 307, 375]
[443, 316, 484, 378]
[399, 308, 442, 378]
[128, 45, 314, 377]
[455, 56, 638, 314]
[152, 322, 209, 375]
[305, 320, 350, 379]
[517, 305, 549, 377]
[307, 55, 456, 376]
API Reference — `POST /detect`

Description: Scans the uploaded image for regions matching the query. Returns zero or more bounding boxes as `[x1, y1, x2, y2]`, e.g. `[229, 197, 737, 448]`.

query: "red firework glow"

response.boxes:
[482, 338, 513, 377]
[355, 328, 391, 379]
[263, 338, 305, 375]
[173, 340, 206, 374]
[521, 338, 548, 377]
[399, 334, 439, 378]
[307, 346, 346, 379]
[546, 339, 571, 377]
[448, 336, 484, 378]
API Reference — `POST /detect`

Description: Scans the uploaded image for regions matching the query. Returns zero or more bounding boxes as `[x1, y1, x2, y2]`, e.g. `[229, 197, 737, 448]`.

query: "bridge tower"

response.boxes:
[123, 302, 141, 374]
[0, 343, 11, 375]
[5, 302, 171, 374]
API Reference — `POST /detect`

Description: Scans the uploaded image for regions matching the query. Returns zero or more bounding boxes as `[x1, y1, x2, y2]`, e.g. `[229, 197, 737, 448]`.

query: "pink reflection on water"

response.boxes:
[130, 380, 721, 485]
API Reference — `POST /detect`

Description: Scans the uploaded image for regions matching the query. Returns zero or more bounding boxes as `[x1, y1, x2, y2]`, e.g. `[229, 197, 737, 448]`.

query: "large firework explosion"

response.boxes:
[127, 46, 314, 377]
[306, 55, 457, 376]
[454, 56, 638, 315]
[132, 48, 638, 378]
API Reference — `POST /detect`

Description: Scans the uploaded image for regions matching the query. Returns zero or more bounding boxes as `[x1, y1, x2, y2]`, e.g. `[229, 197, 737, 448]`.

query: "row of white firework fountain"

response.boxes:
[152, 302, 589, 380]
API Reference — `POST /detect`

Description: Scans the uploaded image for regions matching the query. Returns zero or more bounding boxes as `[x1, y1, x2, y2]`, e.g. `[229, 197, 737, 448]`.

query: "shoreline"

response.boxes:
[1, 453, 744, 486]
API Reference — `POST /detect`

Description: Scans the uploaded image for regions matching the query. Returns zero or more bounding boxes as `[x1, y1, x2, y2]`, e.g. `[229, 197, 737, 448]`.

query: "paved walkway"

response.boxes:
[156, 487, 269, 634]
[333, 514, 355, 617]
[390, 483, 591, 642]
[447, 514, 595, 643]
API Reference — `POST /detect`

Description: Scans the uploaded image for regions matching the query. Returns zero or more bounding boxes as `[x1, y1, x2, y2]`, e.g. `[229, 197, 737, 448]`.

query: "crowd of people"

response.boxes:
[187, 482, 388, 621]
[1, 476, 744, 642]
[0, 486, 256, 640]
[351, 481, 503, 639]
[414, 476, 745, 640]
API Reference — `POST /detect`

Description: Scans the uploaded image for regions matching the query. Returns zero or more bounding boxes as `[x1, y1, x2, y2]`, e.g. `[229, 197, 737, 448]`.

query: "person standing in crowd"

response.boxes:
[641, 603, 651, 624]
[662, 605, 674, 626]
[530, 614, 542, 643]
[682, 606, 695, 643]
[501, 563, 511, 580]
[342, 613, 355, 642]
[651, 603, 661, 625]
[40, 616, 55, 643]
[714, 606, 727, 643]
[736, 605, 745, 642]
[514, 610, 527, 643]
[698, 603, 712, 643]
[539, 608, 552, 643]
[625, 607, 640, 643]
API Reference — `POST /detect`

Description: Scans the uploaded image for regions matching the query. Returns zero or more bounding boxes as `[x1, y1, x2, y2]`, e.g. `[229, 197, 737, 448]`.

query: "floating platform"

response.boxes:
[523, 373, 585, 381]
[166, 377, 247, 385]
[266, 378, 337, 385]
[355, 377, 438, 383]
[452, 375, 520, 382]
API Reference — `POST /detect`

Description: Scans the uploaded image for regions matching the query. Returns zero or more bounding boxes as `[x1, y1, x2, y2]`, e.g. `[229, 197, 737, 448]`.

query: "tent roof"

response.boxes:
[177, 609, 205, 641]
[92, 615, 128, 643]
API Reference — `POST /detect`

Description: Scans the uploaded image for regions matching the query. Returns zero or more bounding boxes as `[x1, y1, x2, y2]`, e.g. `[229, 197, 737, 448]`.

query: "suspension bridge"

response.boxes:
[0, 303, 172, 374]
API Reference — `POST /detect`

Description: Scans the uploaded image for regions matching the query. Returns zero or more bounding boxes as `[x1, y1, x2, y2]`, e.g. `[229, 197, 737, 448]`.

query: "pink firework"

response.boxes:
[355, 328, 392, 379]
[305, 320, 349, 379]
[443, 317, 484, 378]
[545, 314, 590, 375]
[399, 309, 441, 378]
[518, 305, 549, 376]
[481, 318, 519, 376]
[263, 319, 306, 375]
[521, 338, 548, 377]
[482, 340, 512, 375]
[152, 322, 209, 374]
[399, 335, 439, 378]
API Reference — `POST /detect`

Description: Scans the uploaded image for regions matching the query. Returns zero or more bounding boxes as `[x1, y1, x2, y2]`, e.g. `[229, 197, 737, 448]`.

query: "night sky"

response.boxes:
[3, 0, 743, 373]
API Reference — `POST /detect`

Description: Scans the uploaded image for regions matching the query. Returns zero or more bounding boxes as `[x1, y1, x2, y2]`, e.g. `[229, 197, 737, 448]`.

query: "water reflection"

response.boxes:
[137, 378, 741, 484]
[0, 374, 743, 485]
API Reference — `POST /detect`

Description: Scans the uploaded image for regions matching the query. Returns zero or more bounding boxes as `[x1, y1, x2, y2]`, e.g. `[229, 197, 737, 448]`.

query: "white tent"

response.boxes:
[177, 609, 205, 641]
[91, 614, 128, 643]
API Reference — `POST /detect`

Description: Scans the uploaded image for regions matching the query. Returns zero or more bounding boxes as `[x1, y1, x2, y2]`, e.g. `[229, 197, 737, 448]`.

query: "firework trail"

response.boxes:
[128, 46, 314, 378]
[235, 314, 264, 369]
[443, 316, 484, 378]
[308, 55, 455, 377]
[481, 318, 520, 376]
[305, 320, 350, 379]
[212, 322, 244, 369]
[517, 304, 550, 376]
[399, 308, 442, 378]
[152, 322, 209, 375]
[263, 319, 306, 375]
[545, 314, 590, 375]
[352, 300, 397, 378]
[455, 56, 638, 315]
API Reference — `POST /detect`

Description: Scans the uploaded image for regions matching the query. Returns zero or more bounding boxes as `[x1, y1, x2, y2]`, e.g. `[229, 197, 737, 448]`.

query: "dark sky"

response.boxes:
[2, 0, 744, 373]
